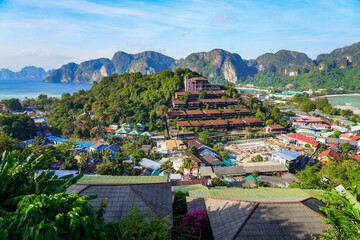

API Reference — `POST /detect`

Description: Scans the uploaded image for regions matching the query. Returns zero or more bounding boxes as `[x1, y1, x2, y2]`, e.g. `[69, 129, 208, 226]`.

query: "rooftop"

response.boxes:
[240, 162, 288, 173]
[189, 121, 201, 127]
[203, 109, 221, 114]
[67, 182, 173, 224]
[267, 124, 285, 129]
[77, 176, 168, 184]
[209, 119, 228, 125]
[272, 150, 302, 161]
[186, 110, 203, 115]
[288, 133, 319, 146]
[220, 108, 235, 113]
[186, 196, 327, 240]
[242, 118, 262, 124]
[177, 121, 191, 127]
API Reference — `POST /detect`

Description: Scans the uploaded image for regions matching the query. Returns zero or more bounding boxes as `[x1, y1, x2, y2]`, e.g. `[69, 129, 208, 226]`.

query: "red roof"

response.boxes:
[226, 98, 237, 102]
[167, 111, 187, 116]
[236, 108, 251, 113]
[212, 98, 226, 103]
[351, 135, 360, 141]
[203, 109, 220, 114]
[173, 100, 185, 104]
[242, 118, 263, 124]
[313, 124, 330, 127]
[189, 121, 201, 127]
[318, 150, 340, 160]
[200, 120, 212, 126]
[288, 133, 319, 147]
[177, 121, 191, 127]
[190, 77, 208, 81]
[200, 99, 214, 103]
[220, 108, 235, 113]
[267, 124, 285, 129]
[228, 119, 244, 125]
[352, 155, 360, 162]
[209, 119, 227, 126]
[186, 110, 203, 115]
[188, 101, 200, 105]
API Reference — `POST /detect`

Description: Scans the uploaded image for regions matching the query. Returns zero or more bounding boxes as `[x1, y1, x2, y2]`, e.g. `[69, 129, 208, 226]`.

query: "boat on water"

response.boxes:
[345, 103, 352, 106]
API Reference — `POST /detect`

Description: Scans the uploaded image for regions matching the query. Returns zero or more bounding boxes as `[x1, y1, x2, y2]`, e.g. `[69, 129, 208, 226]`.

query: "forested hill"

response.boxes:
[42, 41, 360, 89]
[49, 69, 200, 137]
[44, 51, 176, 83]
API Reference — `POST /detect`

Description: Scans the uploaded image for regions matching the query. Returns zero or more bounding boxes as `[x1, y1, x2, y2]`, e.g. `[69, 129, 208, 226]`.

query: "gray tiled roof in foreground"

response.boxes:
[236, 203, 327, 240]
[186, 197, 328, 240]
[67, 182, 173, 225]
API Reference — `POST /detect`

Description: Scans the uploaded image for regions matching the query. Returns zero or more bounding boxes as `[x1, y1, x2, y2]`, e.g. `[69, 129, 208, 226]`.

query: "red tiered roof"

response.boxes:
[318, 150, 340, 160]
[288, 133, 319, 147]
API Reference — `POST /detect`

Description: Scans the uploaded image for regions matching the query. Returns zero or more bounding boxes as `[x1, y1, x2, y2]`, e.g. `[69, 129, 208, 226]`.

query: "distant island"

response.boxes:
[0, 66, 54, 80]
[41, 41, 360, 90]
[3, 41, 360, 90]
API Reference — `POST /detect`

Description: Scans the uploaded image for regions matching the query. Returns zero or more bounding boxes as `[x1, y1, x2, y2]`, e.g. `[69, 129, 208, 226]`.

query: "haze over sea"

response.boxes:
[0, 78, 92, 100]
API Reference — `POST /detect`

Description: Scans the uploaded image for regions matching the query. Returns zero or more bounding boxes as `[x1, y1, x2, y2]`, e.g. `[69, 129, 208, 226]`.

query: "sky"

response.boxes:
[1, 0, 360, 71]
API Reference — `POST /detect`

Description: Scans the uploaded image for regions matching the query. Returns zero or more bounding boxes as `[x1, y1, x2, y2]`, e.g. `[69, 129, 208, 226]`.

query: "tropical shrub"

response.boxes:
[318, 186, 360, 239]
[211, 178, 226, 187]
[180, 209, 211, 239]
[0, 150, 82, 213]
[0, 192, 108, 239]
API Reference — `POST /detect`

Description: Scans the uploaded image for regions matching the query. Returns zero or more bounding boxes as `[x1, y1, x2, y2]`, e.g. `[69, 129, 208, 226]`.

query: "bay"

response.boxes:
[0, 78, 92, 100]
[326, 95, 360, 108]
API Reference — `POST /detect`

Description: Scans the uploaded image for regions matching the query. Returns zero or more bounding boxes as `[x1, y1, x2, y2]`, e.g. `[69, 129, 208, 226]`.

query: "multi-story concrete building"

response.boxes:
[184, 76, 220, 92]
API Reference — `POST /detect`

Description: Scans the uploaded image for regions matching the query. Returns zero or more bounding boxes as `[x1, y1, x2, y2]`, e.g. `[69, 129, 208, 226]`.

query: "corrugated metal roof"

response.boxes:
[271, 150, 302, 161]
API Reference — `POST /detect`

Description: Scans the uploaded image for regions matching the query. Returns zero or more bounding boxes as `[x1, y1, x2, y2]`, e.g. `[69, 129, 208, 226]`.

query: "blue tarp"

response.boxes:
[201, 149, 218, 157]
[47, 136, 94, 147]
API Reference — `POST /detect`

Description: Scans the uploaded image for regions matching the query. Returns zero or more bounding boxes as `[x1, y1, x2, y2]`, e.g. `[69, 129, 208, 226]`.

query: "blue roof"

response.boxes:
[137, 123, 146, 128]
[331, 125, 349, 133]
[201, 149, 218, 157]
[46, 136, 94, 147]
[273, 150, 302, 161]
[139, 158, 161, 171]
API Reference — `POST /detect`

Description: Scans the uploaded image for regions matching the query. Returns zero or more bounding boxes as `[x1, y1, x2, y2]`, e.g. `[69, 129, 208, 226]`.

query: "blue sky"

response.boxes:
[1, 0, 360, 71]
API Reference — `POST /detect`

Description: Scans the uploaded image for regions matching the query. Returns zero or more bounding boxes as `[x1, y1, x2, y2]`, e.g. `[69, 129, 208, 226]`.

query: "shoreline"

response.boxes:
[313, 94, 360, 98]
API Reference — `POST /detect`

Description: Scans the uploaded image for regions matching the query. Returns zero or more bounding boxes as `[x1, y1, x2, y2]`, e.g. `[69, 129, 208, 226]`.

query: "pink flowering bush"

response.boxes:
[180, 209, 209, 228]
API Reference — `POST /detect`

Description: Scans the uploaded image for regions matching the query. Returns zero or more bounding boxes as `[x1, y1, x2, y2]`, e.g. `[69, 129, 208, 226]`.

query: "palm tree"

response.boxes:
[160, 160, 173, 180]
[183, 157, 194, 169]
[77, 152, 88, 174]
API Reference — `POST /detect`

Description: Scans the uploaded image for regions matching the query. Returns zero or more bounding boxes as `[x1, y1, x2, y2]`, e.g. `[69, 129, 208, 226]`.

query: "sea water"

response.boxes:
[326, 95, 360, 108]
[0, 78, 92, 100]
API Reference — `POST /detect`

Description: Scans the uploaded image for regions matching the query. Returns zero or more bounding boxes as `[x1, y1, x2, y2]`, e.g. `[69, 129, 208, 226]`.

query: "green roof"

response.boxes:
[334, 118, 355, 125]
[120, 123, 133, 127]
[115, 128, 131, 134]
[141, 131, 154, 136]
[172, 184, 208, 193]
[189, 187, 313, 199]
[244, 175, 260, 180]
[77, 176, 168, 184]
[129, 130, 142, 135]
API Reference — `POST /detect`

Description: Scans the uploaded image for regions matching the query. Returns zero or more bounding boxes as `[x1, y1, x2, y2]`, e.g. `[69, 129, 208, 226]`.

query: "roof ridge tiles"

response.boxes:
[128, 185, 166, 220]
[231, 203, 259, 240]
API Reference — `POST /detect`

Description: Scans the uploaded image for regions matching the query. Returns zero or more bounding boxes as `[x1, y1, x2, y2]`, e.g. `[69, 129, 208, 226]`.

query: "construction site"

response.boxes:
[224, 137, 312, 163]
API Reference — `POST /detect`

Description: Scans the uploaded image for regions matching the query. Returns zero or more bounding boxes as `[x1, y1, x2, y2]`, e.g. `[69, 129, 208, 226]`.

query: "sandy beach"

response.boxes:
[335, 105, 360, 114]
